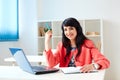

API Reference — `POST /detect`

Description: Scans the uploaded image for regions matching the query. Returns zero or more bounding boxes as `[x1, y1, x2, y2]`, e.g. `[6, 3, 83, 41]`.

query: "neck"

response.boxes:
[70, 40, 76, 48]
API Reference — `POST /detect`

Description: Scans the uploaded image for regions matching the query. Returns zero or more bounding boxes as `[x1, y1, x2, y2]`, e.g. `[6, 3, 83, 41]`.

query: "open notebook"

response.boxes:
[60, 67, 98, 74]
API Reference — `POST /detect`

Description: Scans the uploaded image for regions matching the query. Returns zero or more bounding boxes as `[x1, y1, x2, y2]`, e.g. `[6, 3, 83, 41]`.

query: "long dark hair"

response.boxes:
[61, 17, 88, 60]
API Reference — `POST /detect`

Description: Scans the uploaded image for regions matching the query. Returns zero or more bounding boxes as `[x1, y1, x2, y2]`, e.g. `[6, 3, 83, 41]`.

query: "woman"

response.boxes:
[44, 17, 110, 73]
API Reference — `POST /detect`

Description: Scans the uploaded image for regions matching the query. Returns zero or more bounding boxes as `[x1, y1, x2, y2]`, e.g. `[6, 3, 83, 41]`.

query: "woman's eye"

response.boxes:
[63, 26, 74, 31]
[69, 27, 74, 30]
[64, 28, 67, 31]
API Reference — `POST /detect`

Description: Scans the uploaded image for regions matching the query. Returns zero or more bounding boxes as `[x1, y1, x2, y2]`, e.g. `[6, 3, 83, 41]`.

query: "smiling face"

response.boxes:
[63, 26, 77, 42]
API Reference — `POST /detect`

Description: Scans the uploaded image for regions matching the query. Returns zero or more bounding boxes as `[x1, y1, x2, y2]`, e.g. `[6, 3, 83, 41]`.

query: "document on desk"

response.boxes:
[60, 67, 98, 74]
[60, 67, 81, 74]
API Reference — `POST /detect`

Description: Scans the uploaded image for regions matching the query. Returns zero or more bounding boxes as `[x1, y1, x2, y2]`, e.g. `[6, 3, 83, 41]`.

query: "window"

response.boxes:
[0, 0, 19, 41]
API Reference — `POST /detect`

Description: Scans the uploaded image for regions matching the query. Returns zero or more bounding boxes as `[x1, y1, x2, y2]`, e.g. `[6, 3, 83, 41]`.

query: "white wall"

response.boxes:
[37, 0, 120, 80]
[0, 0, 37, 65]
[18, 0, 37, 55]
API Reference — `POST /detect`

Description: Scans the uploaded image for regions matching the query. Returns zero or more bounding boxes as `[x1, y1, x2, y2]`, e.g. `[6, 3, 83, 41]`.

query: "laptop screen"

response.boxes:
[9, 48, 34, 74]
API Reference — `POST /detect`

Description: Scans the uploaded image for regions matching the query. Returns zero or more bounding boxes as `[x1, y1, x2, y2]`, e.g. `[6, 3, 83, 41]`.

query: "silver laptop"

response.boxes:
[9, 48, 59, 75]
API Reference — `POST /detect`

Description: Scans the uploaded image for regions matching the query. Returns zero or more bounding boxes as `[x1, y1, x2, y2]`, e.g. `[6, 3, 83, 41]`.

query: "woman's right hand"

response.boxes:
[45, 30, 52, 51]
[45, 30, 52, 42]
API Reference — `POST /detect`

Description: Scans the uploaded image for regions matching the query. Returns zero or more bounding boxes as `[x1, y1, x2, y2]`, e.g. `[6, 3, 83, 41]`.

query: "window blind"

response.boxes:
[0, 0, 19, 41]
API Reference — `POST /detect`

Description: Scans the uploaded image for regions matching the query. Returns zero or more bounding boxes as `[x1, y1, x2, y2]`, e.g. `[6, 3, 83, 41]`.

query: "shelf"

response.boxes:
[86, 35, 100, 38]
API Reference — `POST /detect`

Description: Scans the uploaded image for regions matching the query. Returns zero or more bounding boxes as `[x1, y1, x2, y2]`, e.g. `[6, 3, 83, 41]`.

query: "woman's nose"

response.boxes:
[66, 30, 70, 34]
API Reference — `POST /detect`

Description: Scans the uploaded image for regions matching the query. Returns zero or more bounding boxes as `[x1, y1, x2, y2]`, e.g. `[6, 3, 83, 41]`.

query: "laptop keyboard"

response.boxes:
[32, 66, 46, 71]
